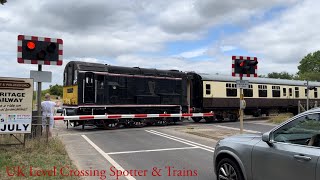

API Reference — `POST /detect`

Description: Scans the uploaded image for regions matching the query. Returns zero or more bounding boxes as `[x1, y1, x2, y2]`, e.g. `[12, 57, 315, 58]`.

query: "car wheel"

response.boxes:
[217, 158, 244, 180]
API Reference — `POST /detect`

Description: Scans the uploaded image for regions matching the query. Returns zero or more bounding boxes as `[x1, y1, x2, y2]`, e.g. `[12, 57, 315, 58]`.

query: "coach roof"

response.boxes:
[200, 74, 320, 86]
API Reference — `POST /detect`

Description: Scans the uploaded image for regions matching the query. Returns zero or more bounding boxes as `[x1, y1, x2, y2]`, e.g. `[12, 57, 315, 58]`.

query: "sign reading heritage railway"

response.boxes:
[0, 77, 33, 133]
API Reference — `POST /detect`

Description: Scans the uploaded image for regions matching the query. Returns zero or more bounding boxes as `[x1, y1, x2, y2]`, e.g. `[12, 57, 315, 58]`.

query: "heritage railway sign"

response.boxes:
[0, 77, 33, 133]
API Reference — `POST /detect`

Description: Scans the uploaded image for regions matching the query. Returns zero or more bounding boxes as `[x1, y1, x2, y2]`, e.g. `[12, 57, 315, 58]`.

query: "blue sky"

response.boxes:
[1, 0, 319, 89]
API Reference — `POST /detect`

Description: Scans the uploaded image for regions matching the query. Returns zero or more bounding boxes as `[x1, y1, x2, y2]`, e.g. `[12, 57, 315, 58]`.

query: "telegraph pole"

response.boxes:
[306, 80, 309, 111]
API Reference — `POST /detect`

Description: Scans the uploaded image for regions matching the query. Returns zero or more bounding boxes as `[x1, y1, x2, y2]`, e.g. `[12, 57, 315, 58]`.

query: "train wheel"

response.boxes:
[155, 119, 168, 126]
[192, 117, 202, 123]
[101, 119, 119, 130]
[229, 114, 238, 122]
[204, 116, 215, 123]
[131, 119, 146, 128]
[216, 115, 224, 122]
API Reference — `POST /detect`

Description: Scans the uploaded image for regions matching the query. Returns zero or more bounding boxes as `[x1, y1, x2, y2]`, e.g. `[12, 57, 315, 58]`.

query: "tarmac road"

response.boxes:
[56, 119, 276, 180]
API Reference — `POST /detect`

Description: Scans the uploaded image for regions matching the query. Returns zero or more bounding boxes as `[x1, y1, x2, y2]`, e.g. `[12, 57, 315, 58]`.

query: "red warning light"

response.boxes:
[27, 41, 35, 50]
[240, 61, 244, 67]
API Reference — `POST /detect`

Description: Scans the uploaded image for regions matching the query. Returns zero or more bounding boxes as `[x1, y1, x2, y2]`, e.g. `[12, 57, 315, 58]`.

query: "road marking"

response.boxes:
[106, 146, 199, 155]
[146, 130, 214, 153]
[214, 125, 261, 133]
[81, 135, 136, 180]
[148, 130, 215, 150]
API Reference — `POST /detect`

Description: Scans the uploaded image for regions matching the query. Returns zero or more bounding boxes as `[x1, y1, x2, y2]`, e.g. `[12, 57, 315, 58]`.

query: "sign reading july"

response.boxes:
[0, 77, 33, 134]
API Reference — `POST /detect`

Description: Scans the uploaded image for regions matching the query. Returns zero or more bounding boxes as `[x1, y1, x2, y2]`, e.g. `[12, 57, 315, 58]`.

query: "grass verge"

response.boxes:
[0, 135, 79, 180]
[268, 113, 294, 124]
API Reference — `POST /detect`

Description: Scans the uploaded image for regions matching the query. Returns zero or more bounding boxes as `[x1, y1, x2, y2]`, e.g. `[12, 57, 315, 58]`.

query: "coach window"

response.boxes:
[295, 87, 299, 98]
[305, 89, 308, 97]
[243, 85, 253, 97]
[315, 88, 318, 98]
[272, 86, 280, 97]
[283, 88, 287, 96]
[258, 85, 267, 97]
[206, 84, 211, 95]
[226, 83, 237, 97]
[289, 88, 293, 96]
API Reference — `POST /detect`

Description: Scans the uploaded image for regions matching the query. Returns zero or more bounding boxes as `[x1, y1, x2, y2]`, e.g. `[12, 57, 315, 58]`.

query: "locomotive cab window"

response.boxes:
[206, 84, 211, 95]
[272, 86, 280, 97]
[73, 70, 78, 85]
[226, 83, 237, 97]
[243, 85, 253, 97]
[315, 88, 318, 98]
[85, 73, 94, 87]
[258, 85, 267, 97]
[97, 75, 104, 89]
[63, 72, 67, 86]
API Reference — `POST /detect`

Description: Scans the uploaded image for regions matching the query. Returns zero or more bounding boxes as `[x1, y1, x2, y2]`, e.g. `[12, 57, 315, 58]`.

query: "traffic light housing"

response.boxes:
[17, 35, 63, 65]
[232, 56, 258, 77]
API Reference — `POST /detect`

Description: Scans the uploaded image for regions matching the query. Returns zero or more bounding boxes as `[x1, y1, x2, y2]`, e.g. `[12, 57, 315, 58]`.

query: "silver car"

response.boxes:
[213, 108, 320, 180]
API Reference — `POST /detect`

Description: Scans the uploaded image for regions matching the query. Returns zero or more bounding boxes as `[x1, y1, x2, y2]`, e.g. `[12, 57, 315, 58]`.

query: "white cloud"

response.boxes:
[222, 0, 320, 75]
[175, 48, 208, 58]
[220, 45, 237, 52]
[0, 0, 311, 89]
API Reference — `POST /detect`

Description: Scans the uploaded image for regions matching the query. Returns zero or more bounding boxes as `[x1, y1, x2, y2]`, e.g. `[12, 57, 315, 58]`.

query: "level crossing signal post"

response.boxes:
[232, 56, 258, 134]
[17, 35, 63, 137]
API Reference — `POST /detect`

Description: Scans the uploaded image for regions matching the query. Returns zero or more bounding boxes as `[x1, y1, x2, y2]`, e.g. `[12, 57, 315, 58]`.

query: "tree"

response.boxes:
[298, 50, 320, 81]
[1, 0, 7, 5]
[49, 84, 63, 97]
[267, 72, 295, 80]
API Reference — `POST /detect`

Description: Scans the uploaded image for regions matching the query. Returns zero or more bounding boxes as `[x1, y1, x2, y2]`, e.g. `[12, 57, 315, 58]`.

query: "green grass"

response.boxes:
[268, 113, 294, 124]
[0, 135, 79, 180]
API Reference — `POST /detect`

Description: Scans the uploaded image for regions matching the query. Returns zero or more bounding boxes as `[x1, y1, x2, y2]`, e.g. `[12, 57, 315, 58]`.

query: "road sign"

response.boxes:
[236, 80, 249, 89]
[30, 70, 52, 82]
[17, 35, 63, 66]
[0, 77, 33, 134]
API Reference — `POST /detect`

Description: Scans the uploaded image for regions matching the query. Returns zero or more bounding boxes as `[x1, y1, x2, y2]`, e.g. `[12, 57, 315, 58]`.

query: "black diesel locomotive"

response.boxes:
[62, 61, 192, 129]
[61, 61, 320, 129]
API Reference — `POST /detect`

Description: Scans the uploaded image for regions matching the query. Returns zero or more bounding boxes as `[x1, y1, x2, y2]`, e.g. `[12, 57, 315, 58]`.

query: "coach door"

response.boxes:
[84, 72, 95, 103]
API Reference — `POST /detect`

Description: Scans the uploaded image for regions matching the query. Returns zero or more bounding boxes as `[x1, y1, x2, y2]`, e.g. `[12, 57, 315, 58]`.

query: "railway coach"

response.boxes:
[188, 73, 320, 122]
[62, 61, 189, 129]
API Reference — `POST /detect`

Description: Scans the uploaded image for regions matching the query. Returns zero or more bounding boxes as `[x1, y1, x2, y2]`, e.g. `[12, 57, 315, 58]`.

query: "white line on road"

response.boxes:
[214, 125, 261, 133]
[146, 130, 214, 153]
[148, 130, 215, 150]
[106, 146, 199, 155]
[81, 135, 136, 180]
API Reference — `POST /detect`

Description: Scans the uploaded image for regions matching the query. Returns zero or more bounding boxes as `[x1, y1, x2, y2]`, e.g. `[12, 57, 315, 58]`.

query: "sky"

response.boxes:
[0, 0, 319, 89]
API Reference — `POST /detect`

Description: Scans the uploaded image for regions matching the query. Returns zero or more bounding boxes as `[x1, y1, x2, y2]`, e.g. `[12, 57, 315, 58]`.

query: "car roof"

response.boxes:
[299, 107, 320, 115]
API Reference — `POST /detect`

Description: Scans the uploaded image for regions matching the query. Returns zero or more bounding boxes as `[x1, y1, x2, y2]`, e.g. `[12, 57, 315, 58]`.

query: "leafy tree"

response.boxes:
[48, 84, 63, 97]
[267, 72, 295, 80]
[298, 51, 320, 81]
[1, 0, 7, 5]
